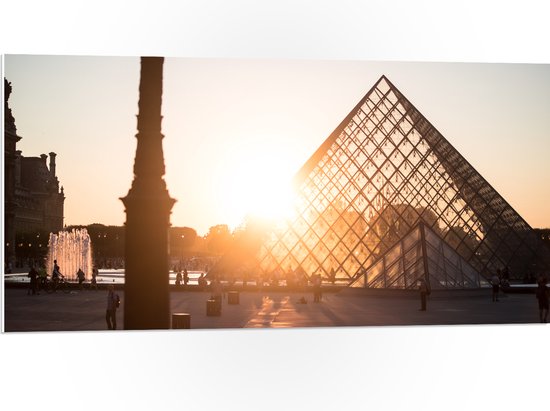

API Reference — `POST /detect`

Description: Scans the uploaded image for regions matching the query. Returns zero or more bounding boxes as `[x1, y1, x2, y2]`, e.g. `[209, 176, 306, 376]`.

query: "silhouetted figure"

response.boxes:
[313, 273, 322, 302]
[91, 267, 98, 290]
[211, 278, 223, 301]
[106, 285, 120, 330]
[38, 266, 47, 292]
[52, 259, 62, 286]
[198, 273, 207, 290]
[183, 268, 189, 286]
[76, 268, 85, 290]
[535, 277, 549, 323]
[500, 266, 510, 289]
[329, 268, 336, 285]
[491, 269, 501, 302]
[210, 278, 223, 314]
[175, 270, 182, 286]
[418, 278, 430, 311]
[27, 265, 38, 295]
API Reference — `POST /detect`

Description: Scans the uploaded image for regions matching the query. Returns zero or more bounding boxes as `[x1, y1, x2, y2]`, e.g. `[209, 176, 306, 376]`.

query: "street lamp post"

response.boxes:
[121, 57, 175, 330]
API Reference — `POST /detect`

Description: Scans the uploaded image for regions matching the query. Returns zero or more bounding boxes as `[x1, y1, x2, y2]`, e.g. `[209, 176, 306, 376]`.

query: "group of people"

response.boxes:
[26, 261, 99, 295]
[175, 268, 190, 286]
[21, 259, 550, 328]
[26, 260, 119, 329]
[26, 260, 62, 295]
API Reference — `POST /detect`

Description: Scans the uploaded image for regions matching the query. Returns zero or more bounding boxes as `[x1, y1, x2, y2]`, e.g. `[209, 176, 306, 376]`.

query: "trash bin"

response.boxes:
[207, 299, 221, 316]
[172, 313, 191, 329]
[228, 291, 239, 305]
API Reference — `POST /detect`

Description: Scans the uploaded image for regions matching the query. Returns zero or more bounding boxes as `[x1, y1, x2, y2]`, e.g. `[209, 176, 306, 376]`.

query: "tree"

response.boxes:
[169, 226, 197, 258]
[205, 224, 233, 255]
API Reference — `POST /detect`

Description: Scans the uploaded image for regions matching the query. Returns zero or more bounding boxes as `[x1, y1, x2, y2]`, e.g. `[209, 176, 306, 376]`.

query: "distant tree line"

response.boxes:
[63, 223, 247, 264]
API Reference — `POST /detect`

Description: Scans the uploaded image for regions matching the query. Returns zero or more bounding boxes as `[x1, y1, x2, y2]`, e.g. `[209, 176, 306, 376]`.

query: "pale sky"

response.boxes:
[4, 55, 550, 235]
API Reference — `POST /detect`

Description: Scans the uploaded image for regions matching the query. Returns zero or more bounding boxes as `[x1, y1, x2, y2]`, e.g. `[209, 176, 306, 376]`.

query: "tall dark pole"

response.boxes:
[121, 57, 175, 329]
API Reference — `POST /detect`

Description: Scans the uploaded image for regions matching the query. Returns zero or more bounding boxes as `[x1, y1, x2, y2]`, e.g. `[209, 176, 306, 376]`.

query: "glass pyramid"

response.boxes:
[350, 221, 489, 289]
[222, 76, 550, 285]
[213, 76, 550, 287]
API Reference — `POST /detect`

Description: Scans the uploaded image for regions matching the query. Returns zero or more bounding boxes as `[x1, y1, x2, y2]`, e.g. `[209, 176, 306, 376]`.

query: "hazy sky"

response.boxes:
[4, 55, 550, 235]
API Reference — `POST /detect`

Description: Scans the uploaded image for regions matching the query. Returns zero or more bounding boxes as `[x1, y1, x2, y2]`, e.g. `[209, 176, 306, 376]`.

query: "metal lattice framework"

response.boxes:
[254, 75, 550, 285]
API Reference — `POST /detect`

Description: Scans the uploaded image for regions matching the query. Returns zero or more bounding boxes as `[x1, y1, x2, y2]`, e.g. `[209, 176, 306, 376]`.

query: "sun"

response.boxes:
[214, 136, 299, 230]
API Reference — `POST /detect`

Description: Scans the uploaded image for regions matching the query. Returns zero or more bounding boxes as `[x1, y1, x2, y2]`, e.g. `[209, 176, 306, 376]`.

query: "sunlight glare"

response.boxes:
[215, 136, 298, 230]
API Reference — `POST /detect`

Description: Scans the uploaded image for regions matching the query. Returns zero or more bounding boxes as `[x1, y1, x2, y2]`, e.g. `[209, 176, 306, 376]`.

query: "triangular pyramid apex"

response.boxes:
[375, 74, 399, 90]
[373, 75, 390, 86]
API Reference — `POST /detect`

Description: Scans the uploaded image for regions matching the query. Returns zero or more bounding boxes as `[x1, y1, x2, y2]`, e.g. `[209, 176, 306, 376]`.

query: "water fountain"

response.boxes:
[46, 228, 93, 281]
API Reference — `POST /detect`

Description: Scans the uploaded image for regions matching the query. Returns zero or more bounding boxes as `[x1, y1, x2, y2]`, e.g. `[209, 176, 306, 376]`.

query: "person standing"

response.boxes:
[27, 265, 39, 295]
[198, 273, 207, 290]
[329, 268, 336, 285]
[38, 265, 47, 293]
[105, 285, 120, 330]
[76, 268, 85, 290]
[313, 273, 322, 303]
[175, 270, 182, 286]
[210, 277, 223, 314]
[91, 266, 98, 290]
[183, 268, 189, 286]
[535, 276, 549, 323]
[418, 278, 430, 311]
[491, 269, 501, 302]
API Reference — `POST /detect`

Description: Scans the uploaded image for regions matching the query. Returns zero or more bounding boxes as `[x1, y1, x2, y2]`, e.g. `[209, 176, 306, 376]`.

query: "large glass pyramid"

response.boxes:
[221, 75, 550, 286]
[349, 221, 489, 289]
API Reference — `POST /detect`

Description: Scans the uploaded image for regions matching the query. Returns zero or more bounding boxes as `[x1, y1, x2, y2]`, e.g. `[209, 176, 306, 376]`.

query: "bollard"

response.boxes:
[207, 299, 221, 316]
[172, 313, 191, 329]
[228, 291, 239, 305]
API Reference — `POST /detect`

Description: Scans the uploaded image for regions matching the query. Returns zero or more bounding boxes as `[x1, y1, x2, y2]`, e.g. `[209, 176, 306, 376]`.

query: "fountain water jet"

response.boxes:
[46, 228, 93, 281]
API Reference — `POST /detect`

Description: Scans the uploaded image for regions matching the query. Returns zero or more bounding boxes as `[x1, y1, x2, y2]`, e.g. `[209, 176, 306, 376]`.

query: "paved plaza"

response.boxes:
[3, 284, 544, 332]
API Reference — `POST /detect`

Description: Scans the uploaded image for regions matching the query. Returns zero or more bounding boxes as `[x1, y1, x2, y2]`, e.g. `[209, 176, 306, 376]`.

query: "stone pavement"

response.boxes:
[3, 286, 544, 332]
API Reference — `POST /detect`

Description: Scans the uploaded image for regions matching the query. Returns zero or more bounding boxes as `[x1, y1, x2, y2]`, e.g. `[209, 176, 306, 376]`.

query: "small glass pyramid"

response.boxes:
[350, 221, 489, 289]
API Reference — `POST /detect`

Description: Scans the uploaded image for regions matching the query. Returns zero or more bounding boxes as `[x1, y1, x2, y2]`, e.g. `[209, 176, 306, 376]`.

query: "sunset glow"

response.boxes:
[4, 56, 550, 236]
[213, 135, 298, 229]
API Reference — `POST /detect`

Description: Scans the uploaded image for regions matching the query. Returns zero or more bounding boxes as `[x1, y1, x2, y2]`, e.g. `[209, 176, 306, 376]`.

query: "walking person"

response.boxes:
[175, 270, 182, 286]
[535, 276, 549, 323]
[105, 285, 120, 330]
[491, 269, 501, 302]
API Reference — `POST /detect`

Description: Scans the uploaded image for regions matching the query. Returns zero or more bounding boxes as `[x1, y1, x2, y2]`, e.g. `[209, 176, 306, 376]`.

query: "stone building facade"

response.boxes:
[4, 78, 65, 269]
